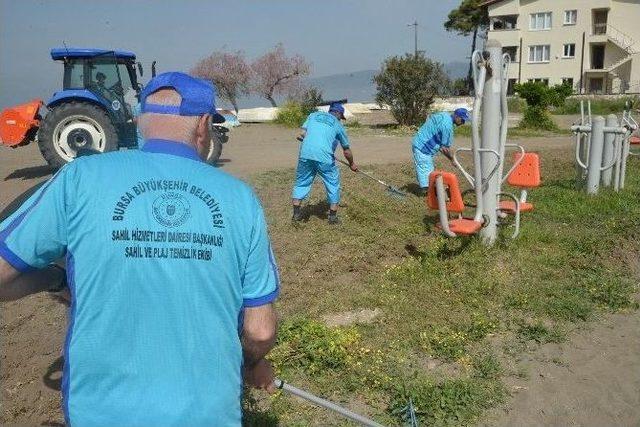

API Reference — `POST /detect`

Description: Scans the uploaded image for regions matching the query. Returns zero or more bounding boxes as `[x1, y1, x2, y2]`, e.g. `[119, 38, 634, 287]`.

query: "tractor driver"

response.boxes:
[92, 71, 114, 101]
[0, 72, 279, 425]
[411, 108, 470, 196]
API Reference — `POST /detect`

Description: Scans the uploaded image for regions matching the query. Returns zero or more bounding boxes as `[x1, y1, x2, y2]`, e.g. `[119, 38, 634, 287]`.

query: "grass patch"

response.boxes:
[517, 321, 566, 344]
[245, 149, 640, 425]
[552, 96, 639, 115]
[454, 124, 570, 139]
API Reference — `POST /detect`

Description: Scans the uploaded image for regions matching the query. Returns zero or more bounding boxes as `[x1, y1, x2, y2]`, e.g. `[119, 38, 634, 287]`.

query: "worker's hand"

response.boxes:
[244, 358, 275, 393]
[349, 163, 359, 172]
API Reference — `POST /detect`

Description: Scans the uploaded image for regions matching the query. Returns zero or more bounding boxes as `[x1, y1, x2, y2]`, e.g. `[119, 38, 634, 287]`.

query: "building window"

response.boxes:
[530, 12, 552, 30]
[562, 78, 574, 88]
[491, 15, 518, 30]
[563, 43, 576, 58]
[507, 78, 517, 95]
[564, 10, 577, 25]
[589, 77, 604, 93]
[529, 45, 550, 63]
[503, 46, 518, 62]
[528, 78, 549, 86]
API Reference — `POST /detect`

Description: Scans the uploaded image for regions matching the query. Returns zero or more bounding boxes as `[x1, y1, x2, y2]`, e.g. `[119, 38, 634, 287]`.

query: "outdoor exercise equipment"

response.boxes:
[571, 101, 632, 194]
[274, 379, 386, 427]
[498, 152, 541, 213]
[336, 158, 407, 198]
[428, 40, 536, 244]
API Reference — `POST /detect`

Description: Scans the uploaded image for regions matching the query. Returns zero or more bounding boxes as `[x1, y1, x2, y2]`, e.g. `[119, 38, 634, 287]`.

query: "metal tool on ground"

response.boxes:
[274, 379, 386, 427]
[336, 159, 407, 198]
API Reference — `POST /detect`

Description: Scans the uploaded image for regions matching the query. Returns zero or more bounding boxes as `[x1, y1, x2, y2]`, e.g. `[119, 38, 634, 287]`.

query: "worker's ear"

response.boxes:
[194, 114, 212, 160]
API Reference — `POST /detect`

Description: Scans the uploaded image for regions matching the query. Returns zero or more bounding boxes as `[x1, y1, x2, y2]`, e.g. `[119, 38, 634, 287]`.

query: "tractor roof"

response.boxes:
[50, 48, 136, 61]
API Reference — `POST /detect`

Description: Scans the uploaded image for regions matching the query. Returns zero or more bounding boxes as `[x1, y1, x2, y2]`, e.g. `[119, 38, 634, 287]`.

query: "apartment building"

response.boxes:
[484, 0, 640, 94]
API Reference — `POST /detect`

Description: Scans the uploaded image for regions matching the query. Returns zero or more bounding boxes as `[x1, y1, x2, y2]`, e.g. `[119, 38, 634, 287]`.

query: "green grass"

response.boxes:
[454, 124, 571, 139]
[243, 150, 640, 426]
[552, 96, 639, 115]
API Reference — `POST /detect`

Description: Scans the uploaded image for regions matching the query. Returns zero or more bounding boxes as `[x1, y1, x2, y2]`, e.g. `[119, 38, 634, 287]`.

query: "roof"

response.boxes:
[50, 48, 136, 61]
[481, 0, 508, 6]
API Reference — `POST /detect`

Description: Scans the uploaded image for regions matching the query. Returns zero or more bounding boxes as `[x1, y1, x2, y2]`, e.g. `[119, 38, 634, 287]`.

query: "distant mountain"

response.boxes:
[444, 61, 469, 80]
[308, 70, 378, 104]
[216, 60, 471, 109]
[306, 60, 470, 104]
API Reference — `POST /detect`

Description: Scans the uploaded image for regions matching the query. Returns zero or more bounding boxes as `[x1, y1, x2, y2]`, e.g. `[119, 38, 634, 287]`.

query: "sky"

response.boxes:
[0, 0, 471, 109]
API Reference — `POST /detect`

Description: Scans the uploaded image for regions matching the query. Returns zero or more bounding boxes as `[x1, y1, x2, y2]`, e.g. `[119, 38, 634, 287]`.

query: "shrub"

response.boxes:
[514, 82, 572, 130]
[374, 53, 451, 126]
[274, 101, 307, 127]
[275, 86, 324, 127]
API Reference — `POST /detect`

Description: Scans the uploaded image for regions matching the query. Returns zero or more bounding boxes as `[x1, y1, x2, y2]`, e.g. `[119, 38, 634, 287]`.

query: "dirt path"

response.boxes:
[2, 124, 637, 426]
[484, 311, 640, 427]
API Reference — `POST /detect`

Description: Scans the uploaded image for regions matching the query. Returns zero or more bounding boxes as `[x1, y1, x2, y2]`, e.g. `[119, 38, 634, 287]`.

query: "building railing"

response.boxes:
[592, 24, 638, 54]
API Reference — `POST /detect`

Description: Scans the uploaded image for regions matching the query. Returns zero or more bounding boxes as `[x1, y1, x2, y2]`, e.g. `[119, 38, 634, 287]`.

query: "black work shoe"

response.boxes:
[328, 214, 341, 225]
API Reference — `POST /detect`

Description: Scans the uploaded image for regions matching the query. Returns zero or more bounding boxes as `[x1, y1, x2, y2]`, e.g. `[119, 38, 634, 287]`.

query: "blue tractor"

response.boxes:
[0, 48, 228, 168]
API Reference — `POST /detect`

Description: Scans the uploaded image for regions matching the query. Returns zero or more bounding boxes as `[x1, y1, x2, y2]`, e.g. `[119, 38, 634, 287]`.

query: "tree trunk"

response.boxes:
[467, 26, 478, 94]
[266, 94, 277, 108]
[230, 98, 239, 113]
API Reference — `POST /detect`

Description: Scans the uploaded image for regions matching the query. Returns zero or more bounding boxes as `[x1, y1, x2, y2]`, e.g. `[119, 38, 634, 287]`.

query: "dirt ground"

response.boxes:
[1, 124, 639, 426]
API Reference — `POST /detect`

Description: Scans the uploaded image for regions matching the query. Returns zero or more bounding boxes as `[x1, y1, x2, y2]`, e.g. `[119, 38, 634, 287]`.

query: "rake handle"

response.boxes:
[274, 379, 386, 427]
[336, 159, 385, 186]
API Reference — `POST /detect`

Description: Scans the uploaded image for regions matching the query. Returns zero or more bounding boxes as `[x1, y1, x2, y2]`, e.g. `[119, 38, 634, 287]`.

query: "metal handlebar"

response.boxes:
[435, 174, 458, 238]
[501, 144, 526, 184]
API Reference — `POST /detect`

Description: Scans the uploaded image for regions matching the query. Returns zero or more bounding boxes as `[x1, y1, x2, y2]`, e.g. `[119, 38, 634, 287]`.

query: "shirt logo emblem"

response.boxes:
[152, 192, 190, 228]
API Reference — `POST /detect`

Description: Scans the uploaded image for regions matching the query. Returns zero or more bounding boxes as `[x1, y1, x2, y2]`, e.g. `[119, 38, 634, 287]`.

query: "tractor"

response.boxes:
[0, 48, 229, 168]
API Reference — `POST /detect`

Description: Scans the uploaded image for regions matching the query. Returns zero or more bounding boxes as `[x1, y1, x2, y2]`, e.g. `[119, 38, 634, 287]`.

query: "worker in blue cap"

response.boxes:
[0, 72, 279, 425]
[292, 102, 358, 224]
[411, 108, 470, 196]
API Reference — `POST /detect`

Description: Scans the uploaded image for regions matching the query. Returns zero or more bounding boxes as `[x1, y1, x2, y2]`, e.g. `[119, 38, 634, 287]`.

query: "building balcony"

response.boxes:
[490, 15, 518, 31]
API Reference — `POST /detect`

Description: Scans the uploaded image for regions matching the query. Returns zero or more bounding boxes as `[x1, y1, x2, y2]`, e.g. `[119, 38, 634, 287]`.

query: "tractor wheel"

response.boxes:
[37, 101, 118, 168]
[205, 128, 226, 166]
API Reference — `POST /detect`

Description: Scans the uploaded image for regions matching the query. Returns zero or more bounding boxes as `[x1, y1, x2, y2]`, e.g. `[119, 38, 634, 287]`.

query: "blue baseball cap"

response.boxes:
[328, 102, 346, 120]
[140, 72, 226, 123]
[453, 107, 470, 123]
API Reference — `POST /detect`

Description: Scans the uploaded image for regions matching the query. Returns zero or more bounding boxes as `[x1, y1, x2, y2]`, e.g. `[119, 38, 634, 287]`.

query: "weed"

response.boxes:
[390, 375, 505, 426]
[517, 321, 566, 344]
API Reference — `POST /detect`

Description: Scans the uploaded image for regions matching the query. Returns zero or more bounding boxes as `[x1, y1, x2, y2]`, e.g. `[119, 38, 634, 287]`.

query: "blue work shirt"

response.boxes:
[0, 139, 279, 426]
[411, 112, 455, 156]
[132, 102, 145, 148]
[299, 111, 350, 164]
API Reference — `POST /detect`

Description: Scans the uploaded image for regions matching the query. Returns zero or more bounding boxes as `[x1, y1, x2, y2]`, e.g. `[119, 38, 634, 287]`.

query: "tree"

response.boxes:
[190, 50, 251, 113]
[514, 82, 572, 130]
[444, 0, 489, 92]
[251, 44, 311, 107]
[374, 54, 451, 126]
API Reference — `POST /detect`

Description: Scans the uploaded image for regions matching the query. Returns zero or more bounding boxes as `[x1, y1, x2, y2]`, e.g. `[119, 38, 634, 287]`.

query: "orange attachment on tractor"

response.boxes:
[0, 99, 43, 147]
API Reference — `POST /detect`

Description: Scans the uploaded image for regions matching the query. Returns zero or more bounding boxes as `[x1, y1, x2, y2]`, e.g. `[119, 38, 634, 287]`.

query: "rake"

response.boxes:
[337, 159, 407, 198]
[274, 378, 386, 427]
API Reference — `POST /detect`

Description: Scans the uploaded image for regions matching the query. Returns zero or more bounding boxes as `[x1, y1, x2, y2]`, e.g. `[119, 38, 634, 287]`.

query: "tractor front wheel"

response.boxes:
[205, 127, 228, 166]
[37, 102, 118, 168]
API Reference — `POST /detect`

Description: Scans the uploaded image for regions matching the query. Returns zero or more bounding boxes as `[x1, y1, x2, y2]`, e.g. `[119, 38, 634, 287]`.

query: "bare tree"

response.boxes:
[251, 44, 311, 107]
[191, 50, 251, 113]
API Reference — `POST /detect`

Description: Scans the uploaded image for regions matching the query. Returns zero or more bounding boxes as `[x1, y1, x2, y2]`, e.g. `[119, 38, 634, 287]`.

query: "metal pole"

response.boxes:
[586, 116, 605, 194]
[274, 379, 386, 427]
[601, 114, 617, 187]
[480, 40, 503, 245]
